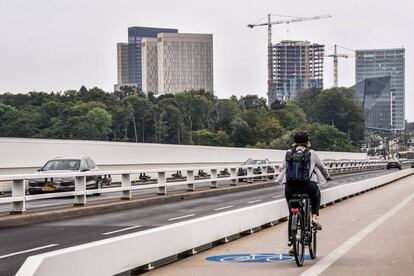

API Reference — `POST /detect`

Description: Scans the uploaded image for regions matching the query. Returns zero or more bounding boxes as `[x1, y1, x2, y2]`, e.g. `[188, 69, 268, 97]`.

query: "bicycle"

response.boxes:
[288, 194, 317, 266]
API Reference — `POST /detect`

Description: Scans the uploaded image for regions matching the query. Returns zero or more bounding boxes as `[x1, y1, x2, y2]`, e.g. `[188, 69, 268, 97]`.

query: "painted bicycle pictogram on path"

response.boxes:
[206, 253, 311, 263]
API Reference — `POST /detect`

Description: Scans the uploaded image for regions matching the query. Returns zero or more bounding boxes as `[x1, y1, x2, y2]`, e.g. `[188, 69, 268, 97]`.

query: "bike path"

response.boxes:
[144, 174, 414, 276]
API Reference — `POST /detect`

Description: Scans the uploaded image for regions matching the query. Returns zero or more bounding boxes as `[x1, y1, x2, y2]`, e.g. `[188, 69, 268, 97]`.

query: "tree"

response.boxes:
[311, 124, 358, 152]
[270, 99, 286, 110]
[231, 119, 254, 147]
[239, 95, 267, 112]
[273, 101, 308, 130]
[313, 88, 364, 142]
[123, 95, 154, 143]
[0, 102, 17, 136]
[294, 88, 321, 121]
[193, 129, 217, 146]
[215, 99, 240, 133]
[156, 105, 186, 144]
[216, 130, 231, 147]
[255, 113, 283, 145]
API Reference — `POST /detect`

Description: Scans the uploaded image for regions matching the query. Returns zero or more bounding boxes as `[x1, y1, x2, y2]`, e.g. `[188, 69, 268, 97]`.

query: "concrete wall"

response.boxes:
[0, 138, 366, 172]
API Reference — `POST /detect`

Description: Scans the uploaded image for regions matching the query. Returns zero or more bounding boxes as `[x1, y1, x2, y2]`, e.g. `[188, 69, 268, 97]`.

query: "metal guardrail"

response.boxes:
[15, 168, 414, 276]
[0, 160, 398, 214]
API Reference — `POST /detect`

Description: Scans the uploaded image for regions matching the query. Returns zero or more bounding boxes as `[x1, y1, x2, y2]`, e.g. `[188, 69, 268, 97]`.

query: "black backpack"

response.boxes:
[285, 147, 311, 185]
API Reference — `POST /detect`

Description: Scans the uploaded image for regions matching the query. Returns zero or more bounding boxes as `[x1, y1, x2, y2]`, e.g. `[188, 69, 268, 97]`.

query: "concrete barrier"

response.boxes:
[0, 137, 366, 173]
[16, 169, 414, 276]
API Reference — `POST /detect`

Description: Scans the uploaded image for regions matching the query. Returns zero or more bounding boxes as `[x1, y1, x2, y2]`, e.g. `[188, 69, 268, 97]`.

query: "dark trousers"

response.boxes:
[285, 181, 321, 216]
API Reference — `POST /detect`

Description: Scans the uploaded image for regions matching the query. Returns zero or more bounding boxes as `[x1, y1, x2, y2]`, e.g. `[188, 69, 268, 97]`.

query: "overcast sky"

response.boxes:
[0, 0, 412, 121]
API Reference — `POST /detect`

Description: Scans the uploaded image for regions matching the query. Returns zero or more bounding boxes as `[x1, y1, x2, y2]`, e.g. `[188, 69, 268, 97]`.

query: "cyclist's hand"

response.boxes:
[326, 177, 332, 181]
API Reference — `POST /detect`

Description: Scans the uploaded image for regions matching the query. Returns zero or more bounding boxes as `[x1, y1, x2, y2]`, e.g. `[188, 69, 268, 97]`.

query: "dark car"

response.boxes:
[28, 157, 111, 195]
[386, 159, 401, 170]
[237, 158, 275, 181]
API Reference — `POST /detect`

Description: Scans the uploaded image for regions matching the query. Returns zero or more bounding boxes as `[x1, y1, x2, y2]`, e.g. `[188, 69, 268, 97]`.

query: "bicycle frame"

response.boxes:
[288, 194, 316, 266]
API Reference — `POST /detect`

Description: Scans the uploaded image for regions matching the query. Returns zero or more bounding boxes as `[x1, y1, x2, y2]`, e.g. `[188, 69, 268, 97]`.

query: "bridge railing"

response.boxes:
[0, 159, 397, 214]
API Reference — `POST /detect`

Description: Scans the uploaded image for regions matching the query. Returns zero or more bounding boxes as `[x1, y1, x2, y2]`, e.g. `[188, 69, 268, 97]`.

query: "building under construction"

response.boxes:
[269, 40, 324, 104]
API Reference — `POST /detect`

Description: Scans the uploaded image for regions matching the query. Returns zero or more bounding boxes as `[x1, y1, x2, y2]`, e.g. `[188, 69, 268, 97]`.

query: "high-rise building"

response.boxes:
[141, 38, 159, 94]
[353, 76, 392, 131]
[269, 40, 324, 104]
[157, 33, 213, 95]
[116, 43, 129, 85]
[128, 27, 178, 89]
[355, 48, 405, 130]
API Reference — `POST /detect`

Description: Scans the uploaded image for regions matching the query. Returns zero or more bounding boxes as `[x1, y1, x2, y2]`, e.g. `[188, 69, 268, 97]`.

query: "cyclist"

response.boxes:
[276, 131, 331, 241]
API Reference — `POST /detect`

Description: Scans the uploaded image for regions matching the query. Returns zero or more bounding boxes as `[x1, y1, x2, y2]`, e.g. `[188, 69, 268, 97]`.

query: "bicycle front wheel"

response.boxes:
[292, 212, 305, 266]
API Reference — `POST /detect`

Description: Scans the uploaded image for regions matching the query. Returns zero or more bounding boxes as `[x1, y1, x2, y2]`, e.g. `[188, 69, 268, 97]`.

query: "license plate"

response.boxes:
[42, 187, 55, 192]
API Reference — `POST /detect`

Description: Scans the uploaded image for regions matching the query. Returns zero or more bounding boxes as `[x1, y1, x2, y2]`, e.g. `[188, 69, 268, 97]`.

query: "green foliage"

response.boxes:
[296, 87, 365, 143]
[239, 95, 267, 112]
[0, 86, 365, 152]
[193, 129, 217, 146]
[273, 101, 307, 130]
[310, 124, 359, 152]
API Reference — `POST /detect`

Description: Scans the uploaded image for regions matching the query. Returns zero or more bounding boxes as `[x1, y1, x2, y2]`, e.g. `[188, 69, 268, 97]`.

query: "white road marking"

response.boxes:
[168, 214, 196, 221]
[247, 199, 262, 204]
[0, 244, 59, 260]
[272, 195, 283, 199]
[300, 192, 414, 276]
[214, 205, 234, 211]
[102, 225, 143, 235]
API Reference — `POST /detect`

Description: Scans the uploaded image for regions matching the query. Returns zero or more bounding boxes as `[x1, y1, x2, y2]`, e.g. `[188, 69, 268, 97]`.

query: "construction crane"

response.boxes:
[248, 14, 331, 98]
[327, 44, 349, 87]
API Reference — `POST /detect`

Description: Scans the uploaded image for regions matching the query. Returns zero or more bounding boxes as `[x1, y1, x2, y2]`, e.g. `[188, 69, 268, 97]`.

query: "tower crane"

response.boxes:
[248, 14, 331, 98]
[327, 44, 349, 87]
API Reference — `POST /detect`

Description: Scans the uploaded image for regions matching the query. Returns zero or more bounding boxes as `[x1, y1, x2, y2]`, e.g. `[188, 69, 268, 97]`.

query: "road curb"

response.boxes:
[0, 181, 276, 228]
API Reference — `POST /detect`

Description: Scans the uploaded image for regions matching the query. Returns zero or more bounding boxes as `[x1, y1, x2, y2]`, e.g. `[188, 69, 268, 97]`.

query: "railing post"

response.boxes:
[74, 175, 86, 206]
[247, 166, 253, 183]
[261, 166, 267, 181]
[11, 179, 25, 214]
[121, 173, 132, 200]
[187, 170, 195, 191]
[157, 172, 167, 195]
[230, 168, 237, 186]
[210, 169, 218, 188]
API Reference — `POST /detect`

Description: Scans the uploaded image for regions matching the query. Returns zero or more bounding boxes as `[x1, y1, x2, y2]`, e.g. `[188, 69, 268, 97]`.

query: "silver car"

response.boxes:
[28, 157, 111, 195]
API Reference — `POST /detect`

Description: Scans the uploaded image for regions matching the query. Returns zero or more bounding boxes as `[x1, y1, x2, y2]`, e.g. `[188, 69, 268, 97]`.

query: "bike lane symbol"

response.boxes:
[206, 253, 300, 263]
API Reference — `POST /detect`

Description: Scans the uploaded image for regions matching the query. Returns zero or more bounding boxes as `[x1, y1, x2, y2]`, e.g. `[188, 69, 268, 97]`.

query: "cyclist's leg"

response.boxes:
[308, 181, 322, 230]
[304, 181, 320, 216]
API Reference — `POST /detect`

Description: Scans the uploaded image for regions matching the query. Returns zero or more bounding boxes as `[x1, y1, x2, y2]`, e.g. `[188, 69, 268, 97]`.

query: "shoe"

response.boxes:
[289, 246, 295, 256]
[312, 217, 322, 230]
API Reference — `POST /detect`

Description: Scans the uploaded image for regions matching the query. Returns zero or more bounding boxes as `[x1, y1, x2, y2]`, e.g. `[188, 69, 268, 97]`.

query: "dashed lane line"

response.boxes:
[102, 225, 143, 235]
[0, 244, 59, 260]
[247, 199, 263, 204]
[214, 205, 234, 211]
[168, 214, 196, 221]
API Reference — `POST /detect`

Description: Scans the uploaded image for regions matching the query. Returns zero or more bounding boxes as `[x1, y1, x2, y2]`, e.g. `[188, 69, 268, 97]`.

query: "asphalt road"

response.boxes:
[0, 169, 402, 275]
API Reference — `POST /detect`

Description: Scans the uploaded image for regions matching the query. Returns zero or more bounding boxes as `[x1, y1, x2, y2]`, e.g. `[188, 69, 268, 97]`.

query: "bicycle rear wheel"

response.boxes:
[309, 229, 317, 259]
[292, 212, 305, 266]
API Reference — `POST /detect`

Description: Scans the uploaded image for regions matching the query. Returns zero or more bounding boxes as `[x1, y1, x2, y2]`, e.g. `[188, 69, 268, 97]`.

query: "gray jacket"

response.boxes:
[276, 146, 330, 185]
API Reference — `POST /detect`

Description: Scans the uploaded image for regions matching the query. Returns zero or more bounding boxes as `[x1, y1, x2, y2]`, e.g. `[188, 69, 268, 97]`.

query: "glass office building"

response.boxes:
[353, 76, 392, 131]
[128, 27, 178, 89]
[355, 48, 405, 130]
